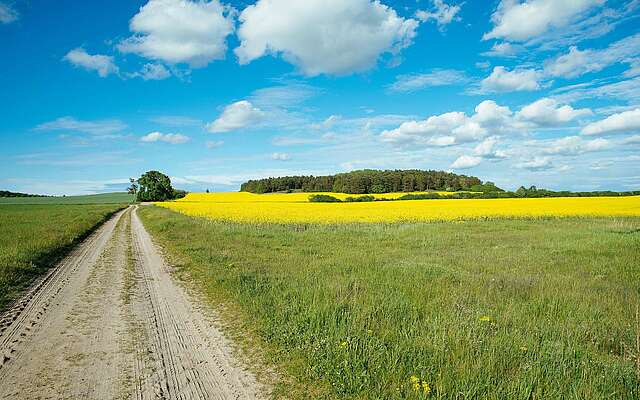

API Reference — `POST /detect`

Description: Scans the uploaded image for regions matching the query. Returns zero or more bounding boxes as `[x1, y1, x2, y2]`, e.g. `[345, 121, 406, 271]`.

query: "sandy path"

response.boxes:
[0, 206, 263, 399]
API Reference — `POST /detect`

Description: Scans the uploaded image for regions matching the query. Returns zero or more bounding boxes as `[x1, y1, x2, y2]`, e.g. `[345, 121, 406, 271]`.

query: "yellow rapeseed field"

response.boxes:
[155, 192, 640, 223]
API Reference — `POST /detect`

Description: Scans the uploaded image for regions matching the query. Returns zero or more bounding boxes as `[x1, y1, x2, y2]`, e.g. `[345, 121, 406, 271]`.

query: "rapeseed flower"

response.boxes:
[157, 192, 640, 224]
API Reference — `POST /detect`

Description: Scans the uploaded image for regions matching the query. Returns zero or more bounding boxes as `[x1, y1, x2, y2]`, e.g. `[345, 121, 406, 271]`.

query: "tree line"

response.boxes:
[0, 190, 48, 198]
[240, 169, 488, 194]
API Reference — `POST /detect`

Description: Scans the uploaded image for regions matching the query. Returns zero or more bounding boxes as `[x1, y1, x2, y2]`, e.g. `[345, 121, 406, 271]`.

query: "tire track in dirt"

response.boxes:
[0, 206, 265, 399]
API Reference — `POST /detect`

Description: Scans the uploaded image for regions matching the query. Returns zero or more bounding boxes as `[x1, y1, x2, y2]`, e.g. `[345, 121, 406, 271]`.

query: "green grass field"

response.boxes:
[0, 192, 134, 205]
[0, 204, 125, 309]
[139, 205, 640, 399]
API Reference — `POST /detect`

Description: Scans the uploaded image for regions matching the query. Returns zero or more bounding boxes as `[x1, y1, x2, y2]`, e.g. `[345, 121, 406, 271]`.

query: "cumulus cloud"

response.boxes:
[206, 100, 265, 133]
[381, 100, 518, 147]
[472, 100, 514, 131]
[544, 136, 610, 155]
[416, 0, 462, 27]
[63, 48, 119, 77]
[35, 117, 127, 136]
[516, 156, 553, 171]
[388, 69, 468, 92]
[381, 111, 473, 146]
[140, 131, 189, 144]
[0, 2, 18, 24]
[474, 136, 507, 159]
[235, 0, 419, 76]
[480, 66, 541, 93]
[483, 0, 603, 42]
[450, 155, 482, 169]
[517, 98, 592, 126]
[544, 33, 640, 79]
[118, 0, 234, 68]
[581, 108, 640, 136]
[271, 152, 291, 161]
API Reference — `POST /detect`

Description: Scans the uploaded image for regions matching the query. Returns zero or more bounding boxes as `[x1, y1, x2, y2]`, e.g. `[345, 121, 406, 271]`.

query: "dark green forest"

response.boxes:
[0, 190, 47, 198]
[240, 169, 488, 194]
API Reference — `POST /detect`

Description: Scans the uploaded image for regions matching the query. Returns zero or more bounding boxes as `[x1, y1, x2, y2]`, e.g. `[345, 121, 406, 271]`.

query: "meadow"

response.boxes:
[0, 203, 125, 309]
[139, 204, 640, 399]
[157, 192, 640, 223]
[0, 192, 134, 205]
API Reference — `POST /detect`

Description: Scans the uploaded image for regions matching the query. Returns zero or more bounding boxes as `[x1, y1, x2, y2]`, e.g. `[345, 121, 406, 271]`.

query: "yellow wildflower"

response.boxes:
[410, 375, 420, 383]
[422, 381, 431, 395]
[479, 315, 491, 322]
[340, 341, 347, 348]
[519, 346, 528, 352]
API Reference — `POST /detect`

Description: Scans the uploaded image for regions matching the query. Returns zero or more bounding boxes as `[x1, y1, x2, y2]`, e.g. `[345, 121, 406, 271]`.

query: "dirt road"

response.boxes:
[0, 206, 264, 399]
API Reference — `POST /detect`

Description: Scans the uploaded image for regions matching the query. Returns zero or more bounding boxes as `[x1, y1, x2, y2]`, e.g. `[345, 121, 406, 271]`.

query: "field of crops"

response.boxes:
[0, 204, 124, 309]
[139, 205, 640, 399]
[157, 192, 640, 223]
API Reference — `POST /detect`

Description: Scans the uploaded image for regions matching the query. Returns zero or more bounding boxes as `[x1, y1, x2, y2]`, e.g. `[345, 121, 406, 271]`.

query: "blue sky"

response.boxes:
[1, 0, 639, 194]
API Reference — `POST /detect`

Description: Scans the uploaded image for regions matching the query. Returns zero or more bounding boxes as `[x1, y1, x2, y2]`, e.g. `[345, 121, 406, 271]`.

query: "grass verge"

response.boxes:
[0, 204, 125, 310]
[139, 205, 640, 399]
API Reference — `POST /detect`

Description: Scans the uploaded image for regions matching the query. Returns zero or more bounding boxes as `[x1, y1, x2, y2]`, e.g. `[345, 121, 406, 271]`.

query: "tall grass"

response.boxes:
[139, 206, 640, 399]
[0, 204, 124, 309]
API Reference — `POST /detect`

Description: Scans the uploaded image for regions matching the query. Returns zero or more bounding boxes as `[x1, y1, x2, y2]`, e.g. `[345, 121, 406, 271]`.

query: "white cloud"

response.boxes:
[516, 156, 553, 171]
[35, 117, 127, 136]
[135, 63, 171, 80]
[544, 136, 610, 155]
[0, 2, 18, 24]
[206, 140, 224, 149]
[235, 0, 418, 76]
[381, 111, 472, 146]
[472, 100, 514, 130]
[581, 108, 640, 136]
[517, 98, 592, 126]
[311, 115, 341, 130]
[381, 100, 520, 147]
[625, 59, 640, 78]
[551, 76, 640, 104]
[140, 131, 190, 144]
[481, 42, 524, 57]
[118, 0, 234, 68]
[416, 0, 462, 27]
[271, 152, 291, 161]
[474, 136, 507, 159]
[450, 155, 482, 169]
[206, 100, 265, 133]
[63, 48, 119, 77]
[388, 69, 468, 92]
[480, 66, 541, 93]
[545, 33, 640, 78]
[621, 134, 640, 145]
[483, 0, 603, 42]
[150, 115, 202, 126]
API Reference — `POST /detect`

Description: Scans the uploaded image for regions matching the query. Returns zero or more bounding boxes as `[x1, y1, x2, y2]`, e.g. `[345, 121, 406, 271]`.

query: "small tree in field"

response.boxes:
[136, 171, 178, 202]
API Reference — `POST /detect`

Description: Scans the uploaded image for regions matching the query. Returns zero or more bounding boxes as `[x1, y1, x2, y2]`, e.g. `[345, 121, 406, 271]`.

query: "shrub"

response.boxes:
[345, 195, 376, 202]
[309, 194, 342, 203]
